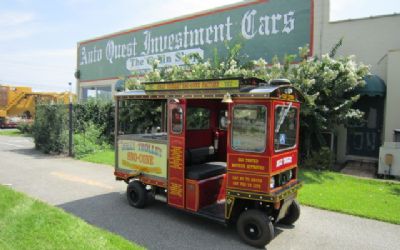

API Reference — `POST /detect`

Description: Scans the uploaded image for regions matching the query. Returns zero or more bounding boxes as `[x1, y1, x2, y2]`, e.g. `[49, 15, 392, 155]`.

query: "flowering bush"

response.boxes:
[126, 44, 370, 159]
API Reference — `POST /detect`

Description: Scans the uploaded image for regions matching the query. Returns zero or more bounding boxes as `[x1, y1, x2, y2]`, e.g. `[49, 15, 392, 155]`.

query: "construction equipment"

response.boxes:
[0, 85, 70, 128]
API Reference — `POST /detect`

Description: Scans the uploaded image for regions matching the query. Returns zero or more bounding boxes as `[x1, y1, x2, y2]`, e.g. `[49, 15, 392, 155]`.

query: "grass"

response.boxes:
[79, 150, 400, 224]
[0, 129, 23, 136]
[0, 185, 144, 250]
[298, 169, 400, 224]
[79, 149, 115, 166]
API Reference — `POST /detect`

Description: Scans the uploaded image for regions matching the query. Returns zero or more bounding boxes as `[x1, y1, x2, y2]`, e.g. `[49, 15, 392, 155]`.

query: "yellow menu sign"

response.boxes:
[145, 79, 240, 91]
[118, 139, 167, 178]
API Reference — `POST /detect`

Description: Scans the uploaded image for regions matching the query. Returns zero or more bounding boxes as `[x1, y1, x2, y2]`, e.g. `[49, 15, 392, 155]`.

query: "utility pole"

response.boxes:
[68, 82, 73, 157]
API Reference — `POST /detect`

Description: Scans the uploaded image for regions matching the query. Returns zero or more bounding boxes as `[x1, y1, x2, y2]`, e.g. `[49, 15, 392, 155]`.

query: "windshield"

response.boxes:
[232, 105, 267, 153]
[274, 105, 297, 151]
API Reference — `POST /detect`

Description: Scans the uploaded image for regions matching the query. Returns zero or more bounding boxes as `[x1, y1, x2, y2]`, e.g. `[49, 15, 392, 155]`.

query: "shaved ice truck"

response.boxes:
[114, 77, 302, 247]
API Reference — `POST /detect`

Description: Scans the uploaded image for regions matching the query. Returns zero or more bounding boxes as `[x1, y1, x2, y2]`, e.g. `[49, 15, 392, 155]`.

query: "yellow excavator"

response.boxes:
[0, 85, 71, 128]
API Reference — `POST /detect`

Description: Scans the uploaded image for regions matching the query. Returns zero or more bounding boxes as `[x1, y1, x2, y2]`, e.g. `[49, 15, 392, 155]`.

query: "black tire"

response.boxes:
[127, 181, 147, 208]
[279, 199, 300, 225]
[237, 209, 274, 248]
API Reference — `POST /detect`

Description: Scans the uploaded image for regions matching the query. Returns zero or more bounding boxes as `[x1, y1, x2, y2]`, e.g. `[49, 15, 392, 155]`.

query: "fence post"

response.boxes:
[68, 82, 73, 157]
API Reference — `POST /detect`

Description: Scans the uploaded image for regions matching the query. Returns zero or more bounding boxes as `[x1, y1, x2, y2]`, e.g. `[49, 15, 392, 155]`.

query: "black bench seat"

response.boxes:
[186, 162, 227, 180]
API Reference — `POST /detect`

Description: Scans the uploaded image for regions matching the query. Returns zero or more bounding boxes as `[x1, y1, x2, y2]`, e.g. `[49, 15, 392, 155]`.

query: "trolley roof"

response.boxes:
[115, 77, 304, 102]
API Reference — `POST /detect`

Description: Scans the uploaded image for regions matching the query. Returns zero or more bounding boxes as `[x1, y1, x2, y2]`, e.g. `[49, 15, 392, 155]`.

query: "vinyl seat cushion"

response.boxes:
[186, 162, 227, 180]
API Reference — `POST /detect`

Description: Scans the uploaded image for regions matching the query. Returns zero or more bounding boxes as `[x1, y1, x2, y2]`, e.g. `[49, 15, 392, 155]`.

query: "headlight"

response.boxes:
[270, 176, 275, 189]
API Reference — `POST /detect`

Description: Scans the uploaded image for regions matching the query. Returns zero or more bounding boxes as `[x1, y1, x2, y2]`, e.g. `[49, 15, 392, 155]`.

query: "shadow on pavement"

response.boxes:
[58, 192, 254, 250]
[8, 147, 60, 159]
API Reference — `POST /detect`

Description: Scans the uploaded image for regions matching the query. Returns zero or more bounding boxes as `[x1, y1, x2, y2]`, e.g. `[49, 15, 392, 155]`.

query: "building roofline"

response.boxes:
[329, 12, 400, 24]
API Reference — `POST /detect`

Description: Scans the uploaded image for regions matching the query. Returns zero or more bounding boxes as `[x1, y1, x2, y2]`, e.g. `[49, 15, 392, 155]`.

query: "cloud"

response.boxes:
[0, 10, 39, 41]
[0, 48, 77, 92]
[108, 0, 239, 32]
[0, 11, 35, 27]
[0, 29, 38, 41]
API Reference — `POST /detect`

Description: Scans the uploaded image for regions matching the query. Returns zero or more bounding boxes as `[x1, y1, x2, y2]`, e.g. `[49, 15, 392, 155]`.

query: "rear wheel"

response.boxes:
[237, 209, 274, 248]
[127, 181, 147, 208]
[279, 199, 300, 225]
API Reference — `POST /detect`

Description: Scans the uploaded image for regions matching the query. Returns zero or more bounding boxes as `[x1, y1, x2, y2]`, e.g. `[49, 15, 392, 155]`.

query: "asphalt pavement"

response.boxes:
[0, 134, 399, 250]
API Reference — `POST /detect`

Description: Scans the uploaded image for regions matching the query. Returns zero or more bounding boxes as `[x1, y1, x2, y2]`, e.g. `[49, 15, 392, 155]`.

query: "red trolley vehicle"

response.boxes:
[114, 77, 303, 247]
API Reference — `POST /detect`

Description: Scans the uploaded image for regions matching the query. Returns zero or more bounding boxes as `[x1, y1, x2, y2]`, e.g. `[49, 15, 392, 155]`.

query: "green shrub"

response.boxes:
[73, 122, 110, 158]
[74, 100, 114, 143]
[118, 100, 161, 134]
[302, 147, 334, 170]
[32, 101, 114, 155]
[17, 122, 33, 134]
[33, 104, 68, 154]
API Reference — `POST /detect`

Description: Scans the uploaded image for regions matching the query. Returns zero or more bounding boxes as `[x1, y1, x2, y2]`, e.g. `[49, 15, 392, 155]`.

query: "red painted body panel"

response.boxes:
[164, 97, 301, 211]
[227, 172, 268, 193]
[167, 101, 186, 209]
[226, 99, 301, 193]
[198, 174, 226, 208]
[186, 129, 212, 149]
[185, 174, 226, 212]
[228, 154, 270, 173]
[185, 179, 198, 211]
[271, 150, 298, 172]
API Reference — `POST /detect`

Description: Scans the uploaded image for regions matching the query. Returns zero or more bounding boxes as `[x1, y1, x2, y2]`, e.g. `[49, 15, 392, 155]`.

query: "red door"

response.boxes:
[226, 101, 272, 193]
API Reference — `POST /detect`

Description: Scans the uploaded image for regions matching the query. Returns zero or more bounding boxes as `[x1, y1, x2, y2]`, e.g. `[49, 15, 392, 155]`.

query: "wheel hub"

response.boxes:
[245, 223, 261, 240]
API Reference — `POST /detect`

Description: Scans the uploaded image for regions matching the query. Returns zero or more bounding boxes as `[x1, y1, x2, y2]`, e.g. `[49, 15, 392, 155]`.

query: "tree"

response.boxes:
[127, 44, 370, 159]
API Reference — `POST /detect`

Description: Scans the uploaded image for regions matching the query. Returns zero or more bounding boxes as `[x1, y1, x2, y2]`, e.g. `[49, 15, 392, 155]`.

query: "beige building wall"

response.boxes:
[384, 49, 400, 142]
[313, 0, 400, 163]
[314, 1, 400, 70]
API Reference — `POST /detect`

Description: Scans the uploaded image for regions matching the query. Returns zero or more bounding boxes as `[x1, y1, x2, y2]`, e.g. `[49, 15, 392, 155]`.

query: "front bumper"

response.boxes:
[226, 180, 302, 203]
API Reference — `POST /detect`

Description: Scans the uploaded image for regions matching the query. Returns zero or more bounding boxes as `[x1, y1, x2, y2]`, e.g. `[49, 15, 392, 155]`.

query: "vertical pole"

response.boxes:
[114, 98, 119, 168]
[68, 82, 73, 157]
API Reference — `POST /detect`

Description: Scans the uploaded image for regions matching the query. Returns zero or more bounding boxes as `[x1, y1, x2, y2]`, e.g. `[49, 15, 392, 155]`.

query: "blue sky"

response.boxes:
[0, 0, 399, 92]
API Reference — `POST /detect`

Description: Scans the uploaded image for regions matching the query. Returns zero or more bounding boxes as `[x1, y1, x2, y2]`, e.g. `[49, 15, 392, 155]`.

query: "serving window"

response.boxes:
[232, 105, 267, 153]
[274, 106, 297, 151]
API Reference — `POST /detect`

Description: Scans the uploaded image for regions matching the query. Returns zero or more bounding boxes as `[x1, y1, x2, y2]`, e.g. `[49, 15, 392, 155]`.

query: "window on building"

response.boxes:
[81, 86, 112, 101]
[232, 105, 267, 152]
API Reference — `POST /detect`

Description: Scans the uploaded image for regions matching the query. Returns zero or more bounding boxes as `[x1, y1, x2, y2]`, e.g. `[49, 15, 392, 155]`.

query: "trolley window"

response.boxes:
[274, 106, 297, 151]
[232, 105, 267, 152]
[171, 106, 183, 134]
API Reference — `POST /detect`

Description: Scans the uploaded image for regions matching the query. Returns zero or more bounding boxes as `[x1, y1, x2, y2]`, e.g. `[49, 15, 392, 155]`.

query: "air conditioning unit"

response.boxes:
[378, 142, 400, 177]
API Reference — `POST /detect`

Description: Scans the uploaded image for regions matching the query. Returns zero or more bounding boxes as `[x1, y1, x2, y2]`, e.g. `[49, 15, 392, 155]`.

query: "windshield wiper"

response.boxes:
[275, 102, 292, 133]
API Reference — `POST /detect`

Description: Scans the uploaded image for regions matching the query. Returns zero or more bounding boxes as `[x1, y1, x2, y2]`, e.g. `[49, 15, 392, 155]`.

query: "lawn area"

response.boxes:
[79, 150, 400, 224]
[0, 185, 144, 250]
[298, 170, 400, 224]
[79, 149, 114, 166]
[0, 129, 23, 136]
